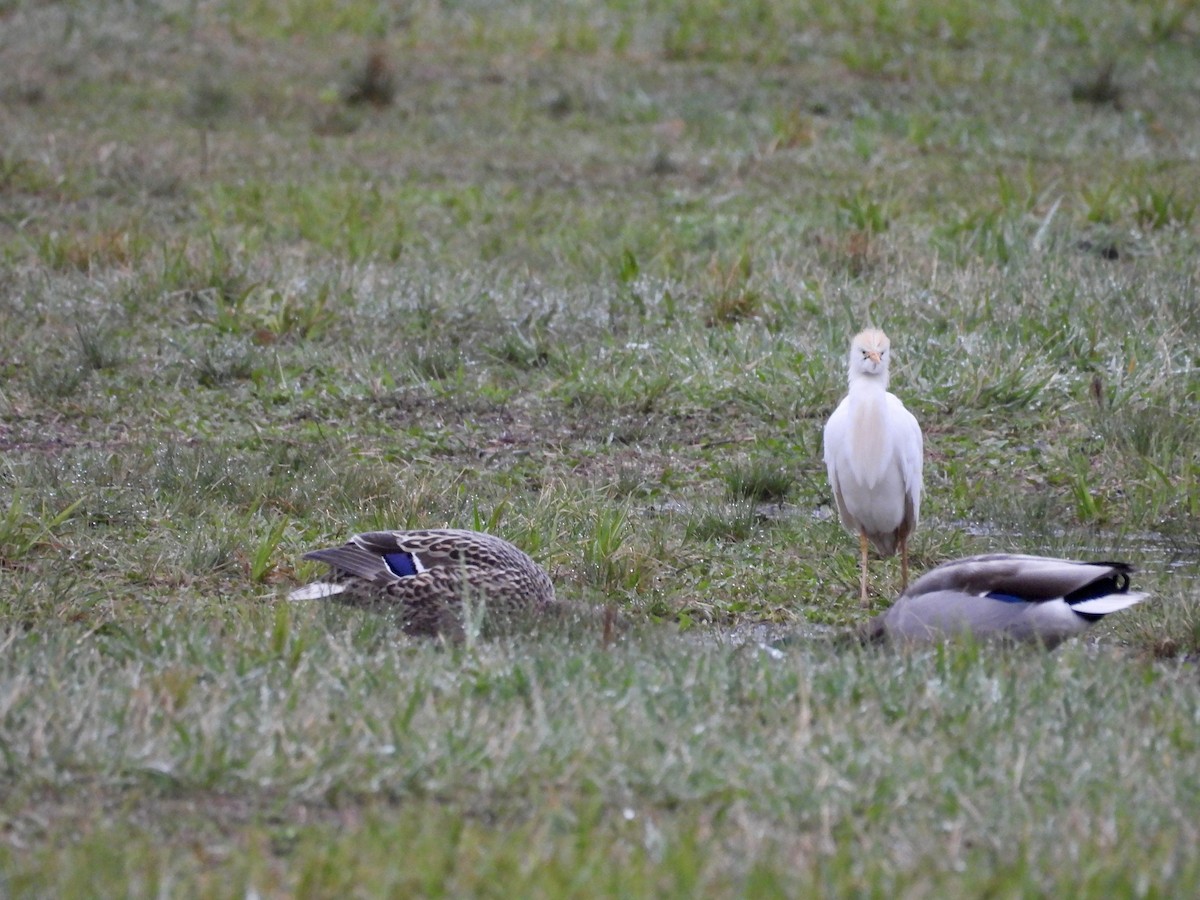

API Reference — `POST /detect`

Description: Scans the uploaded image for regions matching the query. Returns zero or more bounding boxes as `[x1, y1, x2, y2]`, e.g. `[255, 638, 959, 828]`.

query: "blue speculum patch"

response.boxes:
[985, 592, 1028, 604]
[383, 551, 419, 577]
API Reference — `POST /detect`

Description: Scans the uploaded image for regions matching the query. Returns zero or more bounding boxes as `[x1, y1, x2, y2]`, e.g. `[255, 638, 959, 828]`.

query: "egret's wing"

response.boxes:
[822, 400, 855, 527]
[887, 394, 923, 525]
[822, 400, 849, 473]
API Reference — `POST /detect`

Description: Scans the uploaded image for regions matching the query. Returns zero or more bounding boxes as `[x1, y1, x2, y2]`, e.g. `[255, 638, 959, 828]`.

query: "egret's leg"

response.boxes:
[859, 529, 870, 607]
[900, 535, 909, 591]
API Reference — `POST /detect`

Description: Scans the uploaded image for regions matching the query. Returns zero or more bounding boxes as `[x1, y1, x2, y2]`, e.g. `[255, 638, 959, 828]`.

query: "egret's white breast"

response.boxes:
[845, 389, 894, 489]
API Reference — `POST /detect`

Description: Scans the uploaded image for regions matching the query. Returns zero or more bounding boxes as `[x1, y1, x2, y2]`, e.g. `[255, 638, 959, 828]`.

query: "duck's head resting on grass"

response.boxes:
[289, 528, 559, 640]
[862, 554, 1147, 647]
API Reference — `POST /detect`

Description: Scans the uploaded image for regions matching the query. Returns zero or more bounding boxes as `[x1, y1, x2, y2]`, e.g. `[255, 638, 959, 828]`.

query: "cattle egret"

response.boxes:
[823, 328, 924, 606]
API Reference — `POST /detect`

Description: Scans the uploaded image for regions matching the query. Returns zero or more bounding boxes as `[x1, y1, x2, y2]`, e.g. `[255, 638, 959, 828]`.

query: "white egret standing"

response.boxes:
[823, 328, 923, 606]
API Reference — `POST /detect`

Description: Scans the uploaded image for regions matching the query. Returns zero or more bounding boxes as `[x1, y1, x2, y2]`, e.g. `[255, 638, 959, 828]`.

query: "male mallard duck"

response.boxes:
[288, 529, 559, 639]
[823, 329, 924, 607]
[862, 554, 1146, 646]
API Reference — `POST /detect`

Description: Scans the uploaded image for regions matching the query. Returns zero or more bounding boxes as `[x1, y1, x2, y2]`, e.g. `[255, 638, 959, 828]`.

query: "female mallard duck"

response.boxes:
[288, 529, 559, 639]
[862, 554, 1146, 646]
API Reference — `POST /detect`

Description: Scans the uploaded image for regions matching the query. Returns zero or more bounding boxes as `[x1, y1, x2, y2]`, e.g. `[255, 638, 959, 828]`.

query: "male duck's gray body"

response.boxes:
[864, 554, 1146, 647]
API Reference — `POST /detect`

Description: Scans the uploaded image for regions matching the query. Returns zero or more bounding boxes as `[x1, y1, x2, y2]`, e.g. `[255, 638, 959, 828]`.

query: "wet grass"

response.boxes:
[3, 0, 1200, 895]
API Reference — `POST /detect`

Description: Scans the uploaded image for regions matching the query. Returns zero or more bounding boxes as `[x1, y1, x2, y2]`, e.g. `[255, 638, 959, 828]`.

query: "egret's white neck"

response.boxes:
[849, 369, 889, 392]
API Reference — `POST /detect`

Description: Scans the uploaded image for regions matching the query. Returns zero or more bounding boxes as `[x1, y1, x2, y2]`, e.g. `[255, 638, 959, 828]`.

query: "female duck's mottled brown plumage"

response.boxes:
[289, 529, 559, 639]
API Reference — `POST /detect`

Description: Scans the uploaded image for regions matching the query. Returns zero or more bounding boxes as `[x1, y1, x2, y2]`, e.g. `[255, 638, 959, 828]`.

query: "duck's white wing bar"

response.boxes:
[288, 582, 349, 601]
[1071, 591, 1147, 616]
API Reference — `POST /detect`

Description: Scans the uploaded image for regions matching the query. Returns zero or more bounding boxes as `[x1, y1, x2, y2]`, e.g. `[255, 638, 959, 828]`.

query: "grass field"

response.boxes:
[3, 0, 1200, 895]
